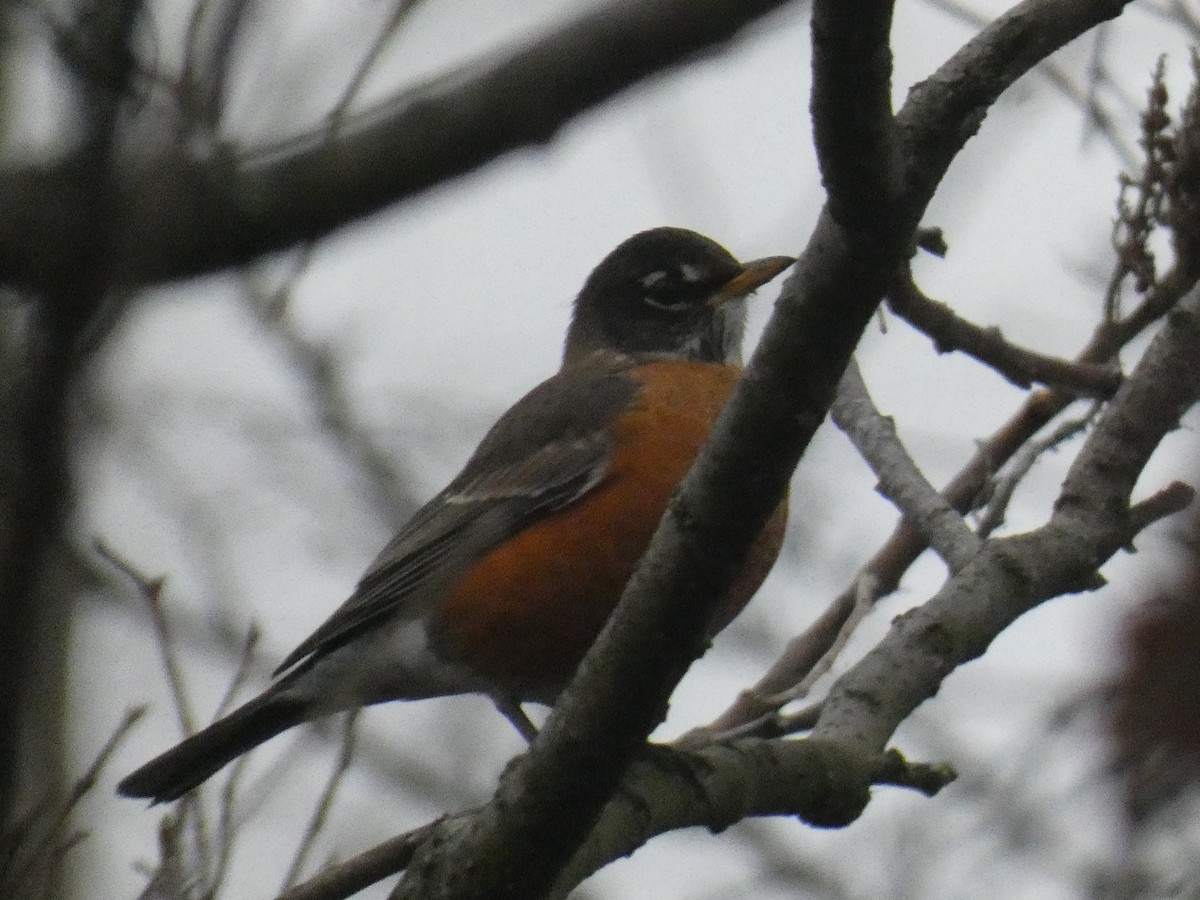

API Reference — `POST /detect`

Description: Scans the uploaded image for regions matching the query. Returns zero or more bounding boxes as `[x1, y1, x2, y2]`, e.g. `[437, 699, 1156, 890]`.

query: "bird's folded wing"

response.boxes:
[273, 354, 640, 676]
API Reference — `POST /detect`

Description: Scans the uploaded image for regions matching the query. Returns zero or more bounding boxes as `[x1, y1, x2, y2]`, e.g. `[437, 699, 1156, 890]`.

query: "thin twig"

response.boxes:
[243, 258, 426, 526]
[179, 0, 253, 136]
[280, 712, 360, 891]
[762, 575, 878, 713]
[279, 820, 440, 900]
[95, 541, 198, 738]
[677, 572, 881, 745]
[3, 708, 144, 894]
[326, 0, 428, 135]
[974, 408, 1098, 537]
[95, 542, 216, 880]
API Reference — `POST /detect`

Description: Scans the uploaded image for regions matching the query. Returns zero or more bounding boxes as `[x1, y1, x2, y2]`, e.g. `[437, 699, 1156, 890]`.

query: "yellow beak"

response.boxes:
[713, 255, 795, 304]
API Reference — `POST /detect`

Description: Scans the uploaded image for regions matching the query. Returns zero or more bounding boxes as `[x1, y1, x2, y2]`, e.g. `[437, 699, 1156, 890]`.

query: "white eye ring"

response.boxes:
[643, 295, 691, 312]
[680, 263, 709, 283]
[639, 271, 668, 288]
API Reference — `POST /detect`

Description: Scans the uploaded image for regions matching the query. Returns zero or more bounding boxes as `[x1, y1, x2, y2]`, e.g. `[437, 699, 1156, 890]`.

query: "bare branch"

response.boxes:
[896, 0, 1132, 205]
[282, 739, 951, 900]
[973, 409, 1097, 538]
[813, 282, 1200, 756]
[279, 821, 439, 900]
[889, 273, 1124, 397]
[1127, 480, 1195, 533]
[95, 543, 198, 739]
[243, 266, 426, 527]
[212, 626, 261, 721]
[281, 713, 359, 892]
[178, 0, 253, 137]
[0, 708, 144, 898]
[545, 741, 950, 900]
[832, 361, 982, 572]
[324, 0, 430, 135]
[921, 0, 1140, 166]
[691, 0, 1153, 750]
[0, 0, 144, 826]
[810, 0, 903, 245]
[0, 0, 795, 292]
[386, 2, 1136, 898]
[679, 572, 883, 745]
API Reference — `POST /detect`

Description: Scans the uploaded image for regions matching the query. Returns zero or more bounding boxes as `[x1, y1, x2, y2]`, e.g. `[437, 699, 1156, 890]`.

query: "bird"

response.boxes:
[118, 226, 794, 804]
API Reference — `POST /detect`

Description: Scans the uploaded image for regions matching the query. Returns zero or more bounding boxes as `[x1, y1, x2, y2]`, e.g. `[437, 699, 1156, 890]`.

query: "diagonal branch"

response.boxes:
[832, 361, 982, 572]
[813, 282, 1200, 756]
[383, 2, 1135, 899]
[544, 741, 952, 900]
[888, 271, 1124, 397]
[0, 0, 796, 292]
[895, 0, 1133, 203]
[704, 255, 1196, 742]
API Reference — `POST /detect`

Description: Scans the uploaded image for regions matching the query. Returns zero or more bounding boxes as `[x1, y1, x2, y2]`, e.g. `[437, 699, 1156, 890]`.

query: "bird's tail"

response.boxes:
[117, 692, 309, 804]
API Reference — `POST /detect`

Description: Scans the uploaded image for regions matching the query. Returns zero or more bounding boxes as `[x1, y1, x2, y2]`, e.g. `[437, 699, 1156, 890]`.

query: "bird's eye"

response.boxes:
[642, 295, 693, 312]
[637, 262, 717, 313]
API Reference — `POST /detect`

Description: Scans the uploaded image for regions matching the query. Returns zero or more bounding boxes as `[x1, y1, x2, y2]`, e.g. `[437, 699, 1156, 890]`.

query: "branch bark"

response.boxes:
[832, 361, 982, 573]
[373, 1, 1136, 899]
[282, 740, 951, 900]
[0, 0, 795, 293]
[813, 283, 1200, 755]
[888, 271, 1124, 397]
[0, 0, 142, 829]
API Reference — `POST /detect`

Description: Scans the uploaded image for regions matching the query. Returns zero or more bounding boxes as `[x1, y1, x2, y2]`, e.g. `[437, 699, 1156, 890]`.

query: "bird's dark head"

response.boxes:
[563, 227, 794, 367]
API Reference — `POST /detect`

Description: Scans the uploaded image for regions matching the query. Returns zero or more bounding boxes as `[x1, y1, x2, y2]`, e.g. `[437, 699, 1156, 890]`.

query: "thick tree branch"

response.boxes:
[923, 0, 1140, 167]
[705, 246, 1196, 742]
[0, 0, 142, 827]
[544, 741, 949, 900]
[812, 283, 1200, 756]
[810, 0, 903, 244]
[896, 0, 1132, 203]
[385, 2, 1136, 899]
[284, 740, 951, 900]
[0, 0, 795, 292]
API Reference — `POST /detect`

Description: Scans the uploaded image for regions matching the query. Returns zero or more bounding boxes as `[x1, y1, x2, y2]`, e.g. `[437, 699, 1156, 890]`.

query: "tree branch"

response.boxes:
[672, 0, 1151, 755]
[0, 0, 795, 292]
[896, 0, 1132, 205]
[832, 361, 982, 572]
[283, 740, 952, 900]
[888, 271, 1124, 397]
[703, 215, 1196, 741]
[544, 741, 949, 900]
[812, 282, 1200, 756]
[0, 0, 143, 829]
[384, 1, 1135, 898]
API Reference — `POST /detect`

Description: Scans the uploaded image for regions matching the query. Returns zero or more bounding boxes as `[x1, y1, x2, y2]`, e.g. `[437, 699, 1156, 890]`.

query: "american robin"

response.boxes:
[118, 227, 794, 803]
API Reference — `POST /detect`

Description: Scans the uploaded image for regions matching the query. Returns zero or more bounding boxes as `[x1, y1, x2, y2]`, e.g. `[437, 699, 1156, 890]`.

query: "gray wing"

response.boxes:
[273, 353, 640, 676]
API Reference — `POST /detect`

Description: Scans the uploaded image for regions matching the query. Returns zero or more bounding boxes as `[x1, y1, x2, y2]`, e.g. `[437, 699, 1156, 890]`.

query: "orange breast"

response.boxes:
[434, 361, 787, 699]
